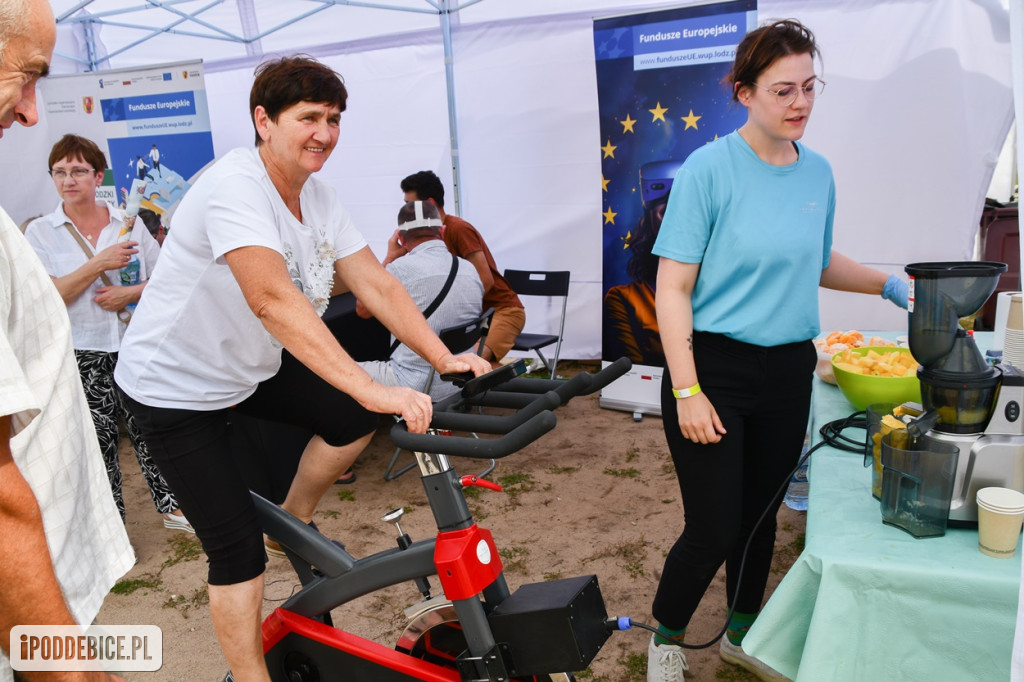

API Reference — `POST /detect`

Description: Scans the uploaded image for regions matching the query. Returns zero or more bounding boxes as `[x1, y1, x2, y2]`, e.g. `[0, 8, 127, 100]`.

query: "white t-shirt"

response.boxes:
[24, 200, 161, 352]
[0, 206, 134, 679]
[115, 147, 367, 410]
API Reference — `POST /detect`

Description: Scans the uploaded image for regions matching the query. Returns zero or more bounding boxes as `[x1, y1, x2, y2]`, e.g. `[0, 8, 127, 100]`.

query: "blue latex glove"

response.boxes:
[882, 274, 909, 309]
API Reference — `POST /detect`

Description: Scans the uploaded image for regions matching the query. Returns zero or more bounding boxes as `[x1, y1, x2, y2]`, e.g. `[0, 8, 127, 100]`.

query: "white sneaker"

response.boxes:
[719, 638, 790, 681]
[647, 634, 688, 681]
[162, 511, 195, 534]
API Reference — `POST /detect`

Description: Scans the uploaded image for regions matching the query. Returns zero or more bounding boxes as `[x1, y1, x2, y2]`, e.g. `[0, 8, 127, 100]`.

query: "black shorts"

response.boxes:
[119, 352, 378, 585]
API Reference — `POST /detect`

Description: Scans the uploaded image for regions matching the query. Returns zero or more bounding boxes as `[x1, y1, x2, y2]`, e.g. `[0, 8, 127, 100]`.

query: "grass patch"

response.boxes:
[542, 571, 563, 581]
[337, 489, 356, 502]
[321, 509, 340, 520]
[584, 536, 649, 579]
[603, 467, 641, 479]
[618, 651, 647, 681]
[496, 471, 535, 507]
[162, 586, 209, 619]
[111, 574, 162, 596]
[467, 501, 489, 521]
[498, 545, 530, 574]
[547, 465, 581, 475]
[625, 448, 640, 463]
[497, 471, 534, 489]
[162, 533, 202, 568]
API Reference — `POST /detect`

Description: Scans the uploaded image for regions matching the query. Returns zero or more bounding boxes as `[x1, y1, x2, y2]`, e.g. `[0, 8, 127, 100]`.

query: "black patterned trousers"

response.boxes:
[75, 350, 178, 520]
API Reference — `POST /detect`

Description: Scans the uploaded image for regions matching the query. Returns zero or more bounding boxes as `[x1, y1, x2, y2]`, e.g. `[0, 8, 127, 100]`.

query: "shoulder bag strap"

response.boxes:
[389, 255, 459, 357]
[63, 222, 132, 324]
[63, 221, 113, 287]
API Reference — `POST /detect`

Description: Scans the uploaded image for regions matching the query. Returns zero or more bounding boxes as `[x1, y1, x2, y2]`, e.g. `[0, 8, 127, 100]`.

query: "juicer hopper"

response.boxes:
[906, 261, 1006, 368]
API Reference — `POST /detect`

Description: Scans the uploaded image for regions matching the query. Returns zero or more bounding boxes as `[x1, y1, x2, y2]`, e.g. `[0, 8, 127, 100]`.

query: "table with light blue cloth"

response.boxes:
[743, 332, 1021, 681]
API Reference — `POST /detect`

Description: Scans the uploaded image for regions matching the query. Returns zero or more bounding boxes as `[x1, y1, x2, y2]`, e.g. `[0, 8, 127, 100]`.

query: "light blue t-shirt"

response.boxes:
[652, 131, 835, 347]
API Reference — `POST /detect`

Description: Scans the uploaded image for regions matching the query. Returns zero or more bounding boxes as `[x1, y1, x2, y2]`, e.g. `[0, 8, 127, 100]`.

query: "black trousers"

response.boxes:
[119, 352, 378, 585]
[652, 331, 814, 629]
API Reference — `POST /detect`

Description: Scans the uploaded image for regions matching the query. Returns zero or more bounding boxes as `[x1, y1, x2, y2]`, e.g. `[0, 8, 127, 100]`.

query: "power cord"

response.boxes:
[817, 410, 867, 453]
[605, 410, 867, 650]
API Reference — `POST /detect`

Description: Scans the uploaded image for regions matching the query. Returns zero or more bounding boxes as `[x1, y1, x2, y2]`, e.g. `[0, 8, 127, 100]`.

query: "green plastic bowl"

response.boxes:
[831, 346, 921, 411]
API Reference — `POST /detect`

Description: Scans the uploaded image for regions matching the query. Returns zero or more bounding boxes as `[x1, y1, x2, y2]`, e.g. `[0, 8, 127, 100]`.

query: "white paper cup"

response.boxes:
[993, 291, 1023, 351]
[976, 487, 1024, 558]
[1004, 332, 1024, 368]
[1008, 295, 1024, 331]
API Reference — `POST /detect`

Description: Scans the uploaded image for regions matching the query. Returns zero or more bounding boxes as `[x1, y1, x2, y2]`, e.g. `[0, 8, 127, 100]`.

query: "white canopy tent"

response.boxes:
[0, 0, 1017, 360]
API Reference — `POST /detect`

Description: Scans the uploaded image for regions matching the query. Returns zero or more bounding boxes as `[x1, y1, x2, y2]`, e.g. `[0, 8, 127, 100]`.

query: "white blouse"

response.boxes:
[24, 200, 161, 353]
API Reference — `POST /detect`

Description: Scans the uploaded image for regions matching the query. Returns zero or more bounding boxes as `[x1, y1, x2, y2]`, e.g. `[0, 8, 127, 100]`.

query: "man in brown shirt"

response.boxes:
[401, 171, 525, 365]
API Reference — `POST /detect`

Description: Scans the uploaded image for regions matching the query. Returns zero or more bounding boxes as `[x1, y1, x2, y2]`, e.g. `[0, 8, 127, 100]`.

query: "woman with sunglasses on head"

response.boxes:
[646, 20, 907, 682]
[23, 134, 191, 532]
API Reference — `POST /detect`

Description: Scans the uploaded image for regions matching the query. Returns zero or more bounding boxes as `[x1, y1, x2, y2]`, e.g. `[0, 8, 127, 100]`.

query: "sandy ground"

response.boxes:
[98, 363, 806, 681]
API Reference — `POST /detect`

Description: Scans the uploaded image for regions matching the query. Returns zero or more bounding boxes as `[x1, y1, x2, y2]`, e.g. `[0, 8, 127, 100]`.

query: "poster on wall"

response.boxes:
[594, 0, 756, 416]
[41, 60, 215, 243]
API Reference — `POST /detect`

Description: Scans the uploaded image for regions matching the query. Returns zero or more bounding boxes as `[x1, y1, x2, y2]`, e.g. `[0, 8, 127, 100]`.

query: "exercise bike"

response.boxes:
[253, 358, 632, 681]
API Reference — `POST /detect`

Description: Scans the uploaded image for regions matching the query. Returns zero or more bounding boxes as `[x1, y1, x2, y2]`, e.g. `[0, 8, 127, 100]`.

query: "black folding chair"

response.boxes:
[503, 269, 570, 377]
[383, 308, 495, 481]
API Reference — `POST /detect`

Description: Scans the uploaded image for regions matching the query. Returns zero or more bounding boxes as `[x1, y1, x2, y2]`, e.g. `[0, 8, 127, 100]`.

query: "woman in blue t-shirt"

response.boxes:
[645, 20, 908, 682]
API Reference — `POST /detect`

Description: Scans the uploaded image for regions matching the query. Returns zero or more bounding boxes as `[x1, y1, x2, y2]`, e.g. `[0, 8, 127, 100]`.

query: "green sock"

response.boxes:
[654, 624, 685, 647]
[726, 611, 757, 646]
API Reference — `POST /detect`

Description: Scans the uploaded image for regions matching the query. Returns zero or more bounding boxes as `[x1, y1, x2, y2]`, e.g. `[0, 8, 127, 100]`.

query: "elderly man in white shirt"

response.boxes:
[0, 1, 135, 680]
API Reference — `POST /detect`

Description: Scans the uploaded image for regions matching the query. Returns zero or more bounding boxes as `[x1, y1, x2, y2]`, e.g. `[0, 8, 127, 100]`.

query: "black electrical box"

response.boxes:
[487, 574, 609, 677]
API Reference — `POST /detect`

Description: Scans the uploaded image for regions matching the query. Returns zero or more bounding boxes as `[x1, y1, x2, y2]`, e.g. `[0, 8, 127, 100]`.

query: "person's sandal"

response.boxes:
[265, 519, 319, 559]
[162, 511, 195, 534]
[335, 469, 357, 485]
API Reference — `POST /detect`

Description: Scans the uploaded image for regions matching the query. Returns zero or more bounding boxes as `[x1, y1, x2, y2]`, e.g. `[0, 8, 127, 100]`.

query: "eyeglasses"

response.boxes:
[48, 168, 96, 180]
[750, 78, 826, 107]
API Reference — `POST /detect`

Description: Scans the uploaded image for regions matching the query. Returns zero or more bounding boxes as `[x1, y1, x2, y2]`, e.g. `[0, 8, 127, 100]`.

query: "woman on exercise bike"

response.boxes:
[114, 56, 489, 682]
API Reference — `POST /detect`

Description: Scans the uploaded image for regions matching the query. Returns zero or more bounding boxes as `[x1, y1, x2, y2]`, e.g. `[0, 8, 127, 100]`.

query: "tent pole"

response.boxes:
[83, 18, 100, 71]
[439, 0, 462, 216]
[236, 0, 264, 58]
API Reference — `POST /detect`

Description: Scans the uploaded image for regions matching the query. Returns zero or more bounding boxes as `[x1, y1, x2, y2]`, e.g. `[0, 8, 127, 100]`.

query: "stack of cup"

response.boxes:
[1003, 295, 1024, 368]
[992, 291, 1023, 351]
[976, 487, 1024, 558]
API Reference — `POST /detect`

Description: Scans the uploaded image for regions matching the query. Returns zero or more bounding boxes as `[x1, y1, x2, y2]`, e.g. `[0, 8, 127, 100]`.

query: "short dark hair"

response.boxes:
[724, 19, 819, 102]
[400, 170, 445, 209]
[48, 134, 107, 172]
[250, 55, 348, 146]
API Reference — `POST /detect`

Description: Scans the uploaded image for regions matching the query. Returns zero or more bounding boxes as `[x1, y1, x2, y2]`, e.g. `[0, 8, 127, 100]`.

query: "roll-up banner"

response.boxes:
[41, 61, 215, 243]
[594, 1, 757, 417]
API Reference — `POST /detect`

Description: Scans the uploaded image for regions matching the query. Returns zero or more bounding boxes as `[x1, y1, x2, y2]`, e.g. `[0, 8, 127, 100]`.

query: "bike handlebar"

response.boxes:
[389, 358, 633, 459]
[463, 357, 632, 405]
[390, 410, 558, 459]
[430, 390, 561, 434]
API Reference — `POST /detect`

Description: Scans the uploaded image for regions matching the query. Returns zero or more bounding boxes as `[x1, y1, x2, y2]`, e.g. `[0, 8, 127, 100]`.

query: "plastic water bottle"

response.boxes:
[118, 178, 146, 313]
[783, 456, 809, 511]
[119, 255, 141, 312]
[784, 430, 811, 511]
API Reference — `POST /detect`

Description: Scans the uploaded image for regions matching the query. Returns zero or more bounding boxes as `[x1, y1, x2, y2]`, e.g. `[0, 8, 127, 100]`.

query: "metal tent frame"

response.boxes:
[52, 0, 488, 214]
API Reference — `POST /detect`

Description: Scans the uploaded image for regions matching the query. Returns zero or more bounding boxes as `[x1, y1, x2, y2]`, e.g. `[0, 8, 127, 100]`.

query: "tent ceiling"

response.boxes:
[50, 0, 673, 73]
[51, 0, 451, 71]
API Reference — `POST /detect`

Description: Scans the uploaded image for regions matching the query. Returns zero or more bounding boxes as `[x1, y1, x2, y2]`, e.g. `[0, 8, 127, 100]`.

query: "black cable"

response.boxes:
[607, 410, 866, 649]
[817, 410, 867, 453]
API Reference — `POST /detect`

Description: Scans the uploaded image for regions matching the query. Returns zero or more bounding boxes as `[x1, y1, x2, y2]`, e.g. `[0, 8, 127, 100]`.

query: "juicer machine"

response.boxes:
[905, 261, 1024, 526]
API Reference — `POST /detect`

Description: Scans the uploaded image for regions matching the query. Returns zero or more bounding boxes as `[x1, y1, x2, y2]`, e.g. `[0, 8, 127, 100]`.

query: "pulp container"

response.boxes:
[880, 431, 960, 538]
[865, 402, 904, 499]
